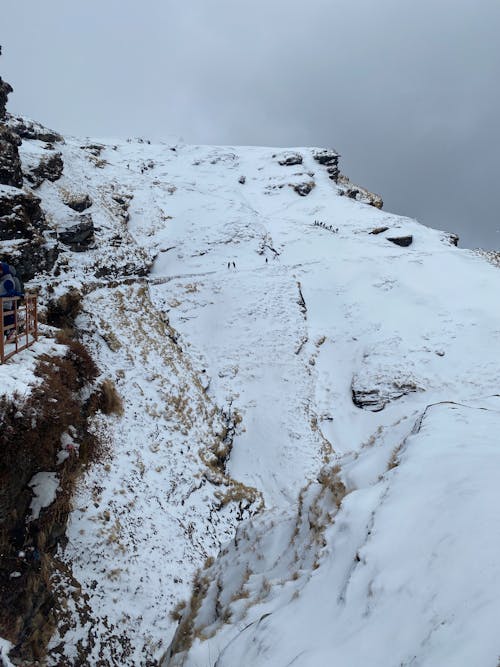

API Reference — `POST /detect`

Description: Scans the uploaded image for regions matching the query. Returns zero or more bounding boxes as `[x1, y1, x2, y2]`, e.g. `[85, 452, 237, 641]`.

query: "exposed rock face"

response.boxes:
[313, 149, 340, 182]
[0, 188, 59, 279]
[25, 151, 64, 188]
[352, 377, 423, 411]
[0, 75, 23, 188]
[0, 76, 13, 119]
[58, 215, 95, 251]
[62, 192, 92, 212]
[0, 68, 59, 280]
[0, 126, 23, 187]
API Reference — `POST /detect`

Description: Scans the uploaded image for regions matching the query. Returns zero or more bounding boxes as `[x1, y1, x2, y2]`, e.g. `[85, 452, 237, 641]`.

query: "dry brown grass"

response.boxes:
[95, 378, 124, 416]
[46, 289, 83, 332]
[0, 339, 102, 662]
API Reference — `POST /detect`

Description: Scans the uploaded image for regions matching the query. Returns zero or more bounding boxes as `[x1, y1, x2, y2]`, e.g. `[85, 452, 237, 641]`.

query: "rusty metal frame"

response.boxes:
[0, 294, 38, 364]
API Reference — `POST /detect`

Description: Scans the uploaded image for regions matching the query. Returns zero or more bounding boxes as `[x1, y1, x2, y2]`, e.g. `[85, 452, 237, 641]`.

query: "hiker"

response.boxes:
[0, 262, 23, 339]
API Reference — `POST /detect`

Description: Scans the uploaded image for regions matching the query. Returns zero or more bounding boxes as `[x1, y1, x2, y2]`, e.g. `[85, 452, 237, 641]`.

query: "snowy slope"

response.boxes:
[11, 133, 500, 665]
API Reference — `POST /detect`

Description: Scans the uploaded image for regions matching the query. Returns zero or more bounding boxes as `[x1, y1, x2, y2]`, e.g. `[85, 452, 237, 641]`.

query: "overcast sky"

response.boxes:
[2, 0, 500, 249]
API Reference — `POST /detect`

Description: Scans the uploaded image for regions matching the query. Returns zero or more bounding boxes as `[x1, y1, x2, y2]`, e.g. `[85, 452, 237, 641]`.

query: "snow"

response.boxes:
[0, 638, 15, 667]
[0, 336, 66, 398]
[181, 400, 500, 667]
[1, 130, 499, 665]
[28, 472, 59, 520]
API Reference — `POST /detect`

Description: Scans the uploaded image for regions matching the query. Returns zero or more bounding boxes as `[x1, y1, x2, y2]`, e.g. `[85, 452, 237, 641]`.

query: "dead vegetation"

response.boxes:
[46, 288, 83, 332]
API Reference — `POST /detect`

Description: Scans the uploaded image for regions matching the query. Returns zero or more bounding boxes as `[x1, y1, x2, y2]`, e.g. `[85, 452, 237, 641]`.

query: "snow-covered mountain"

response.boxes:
[2, 107, 500, 666]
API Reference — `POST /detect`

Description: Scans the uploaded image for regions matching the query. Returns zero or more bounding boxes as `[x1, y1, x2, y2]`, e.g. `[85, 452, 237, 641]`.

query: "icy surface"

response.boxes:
[1, 132, 499, 665]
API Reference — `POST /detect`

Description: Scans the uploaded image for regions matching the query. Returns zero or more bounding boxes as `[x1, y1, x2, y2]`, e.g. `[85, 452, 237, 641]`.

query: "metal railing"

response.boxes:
[0, 294, 38, 363]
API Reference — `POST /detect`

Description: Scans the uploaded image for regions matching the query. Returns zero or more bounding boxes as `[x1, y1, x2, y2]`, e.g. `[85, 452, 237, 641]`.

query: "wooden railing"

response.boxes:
[0, 294, 38, 363]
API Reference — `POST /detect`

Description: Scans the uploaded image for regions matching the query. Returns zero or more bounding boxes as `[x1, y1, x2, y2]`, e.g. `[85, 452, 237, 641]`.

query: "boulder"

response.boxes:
[277, 152, 303, 167]
[58, 215, 95, 251]
[293, 181, 315, 196]
[63, 193, 92, 212]
[387, 235, 413, 247]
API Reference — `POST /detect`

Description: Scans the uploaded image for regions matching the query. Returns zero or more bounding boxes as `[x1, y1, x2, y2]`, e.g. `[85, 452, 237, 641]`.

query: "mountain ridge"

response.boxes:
[1, 73, 500, 665]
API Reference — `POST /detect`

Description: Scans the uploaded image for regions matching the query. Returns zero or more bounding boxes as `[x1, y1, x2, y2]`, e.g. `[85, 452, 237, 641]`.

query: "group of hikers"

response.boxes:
[0, 261, 24, 341]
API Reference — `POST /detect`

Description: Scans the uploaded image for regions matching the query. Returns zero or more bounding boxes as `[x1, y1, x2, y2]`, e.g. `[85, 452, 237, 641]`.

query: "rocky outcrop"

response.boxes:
[313, 149, 340, 182]
[0, 126, 23, 187]
[25, 151, 64, 188]
[0, 73, 23, 188]
[337, 174, 383, 209]
[0, 188, 58, 280]
[6, 115, 63, 144]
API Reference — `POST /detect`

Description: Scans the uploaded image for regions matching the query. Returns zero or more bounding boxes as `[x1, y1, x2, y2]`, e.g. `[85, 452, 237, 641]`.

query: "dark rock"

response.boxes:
[25, 152, 64, 188]
[238, 175, 246, 184]
[293, 181, 315, 196]
[313, 149, 340, 182]
[6, 115, 64, 143]
[337, 175, 384, 209]
[63, 193, 92, 212]
[352, 379, 423, 412]
[277, 152, 303, 167]
[0, 126, 23, 187]
[0, 190, 45, 240]
[370, 226, 390, 235]
[58, 215, 95, 251]
[0, 76, 13, 120]
[444, 233, 459, 247]
[387, 235, 413, 247]
[0, 189, 58, 278]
